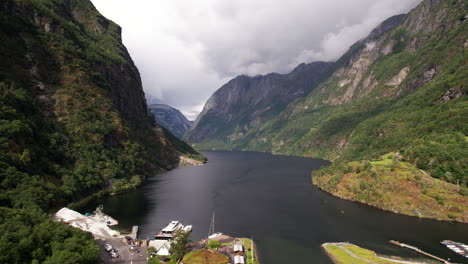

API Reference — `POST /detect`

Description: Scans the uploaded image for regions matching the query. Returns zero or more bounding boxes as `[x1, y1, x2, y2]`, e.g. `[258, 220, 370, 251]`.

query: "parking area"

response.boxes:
[96, 237, 147, 264]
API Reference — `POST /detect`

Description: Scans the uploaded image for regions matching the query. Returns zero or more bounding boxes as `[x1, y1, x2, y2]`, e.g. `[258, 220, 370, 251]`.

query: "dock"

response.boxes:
[130, 225, 139, 240]
[389, 240, 451, 264]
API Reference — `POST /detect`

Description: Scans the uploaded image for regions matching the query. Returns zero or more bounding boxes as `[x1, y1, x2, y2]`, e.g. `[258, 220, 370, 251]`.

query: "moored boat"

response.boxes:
[441, 240, 468, 258]
[155, 221, 192, 240]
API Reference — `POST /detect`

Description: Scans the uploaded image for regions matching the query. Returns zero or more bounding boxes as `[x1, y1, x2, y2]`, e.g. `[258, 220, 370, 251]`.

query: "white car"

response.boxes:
[104, 244, 113, 251]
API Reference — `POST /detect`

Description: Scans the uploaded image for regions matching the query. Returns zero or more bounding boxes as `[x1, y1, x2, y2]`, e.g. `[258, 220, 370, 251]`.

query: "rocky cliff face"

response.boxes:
[185, 61, 334, 143]
[0, 0, 204, 212]
[148, 104, 192, 139]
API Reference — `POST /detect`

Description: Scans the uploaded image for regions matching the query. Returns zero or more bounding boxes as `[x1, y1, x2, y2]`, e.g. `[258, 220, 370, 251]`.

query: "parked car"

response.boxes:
[104, 244, 113, 252]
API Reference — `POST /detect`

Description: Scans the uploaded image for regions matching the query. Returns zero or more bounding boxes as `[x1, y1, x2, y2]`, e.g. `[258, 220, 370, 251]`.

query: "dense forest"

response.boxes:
[0, 0, 204, 262]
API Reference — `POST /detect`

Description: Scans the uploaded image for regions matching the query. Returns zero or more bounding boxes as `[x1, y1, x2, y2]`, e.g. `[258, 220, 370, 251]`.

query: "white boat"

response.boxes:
[183, 225, 193, 232]
[441, 240, 468, 258]
[155, 221, 192, 240]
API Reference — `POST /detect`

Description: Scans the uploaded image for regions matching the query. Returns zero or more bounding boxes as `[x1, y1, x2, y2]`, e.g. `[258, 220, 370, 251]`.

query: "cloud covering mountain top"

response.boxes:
[91, 0, 421, 120]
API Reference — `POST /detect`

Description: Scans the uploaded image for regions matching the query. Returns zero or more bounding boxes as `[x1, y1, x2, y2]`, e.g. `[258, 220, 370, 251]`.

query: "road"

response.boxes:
[96, 237, 147, 264]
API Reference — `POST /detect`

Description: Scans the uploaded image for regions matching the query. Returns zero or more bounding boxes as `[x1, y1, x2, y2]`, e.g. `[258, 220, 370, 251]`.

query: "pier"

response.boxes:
[130, 225, 139, 240]
[389, 240, 451, 264]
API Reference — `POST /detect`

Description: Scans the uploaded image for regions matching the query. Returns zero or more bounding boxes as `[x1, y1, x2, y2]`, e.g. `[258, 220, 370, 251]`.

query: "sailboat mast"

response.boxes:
[207, 211, 215, 246]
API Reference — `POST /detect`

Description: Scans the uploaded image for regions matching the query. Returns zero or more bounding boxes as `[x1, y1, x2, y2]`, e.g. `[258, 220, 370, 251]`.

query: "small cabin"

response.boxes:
[233, 244, 244, 253]
[149, 240, 171, 256]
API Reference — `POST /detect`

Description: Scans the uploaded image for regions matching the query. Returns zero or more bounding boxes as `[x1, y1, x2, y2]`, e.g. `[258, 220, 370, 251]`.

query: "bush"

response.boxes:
[359, 181, 367, 190]
[414, 174, 422, 181]
[207, 240, 221, 249]
[460, 187, 468, 196]
[434, 194, 444, 205]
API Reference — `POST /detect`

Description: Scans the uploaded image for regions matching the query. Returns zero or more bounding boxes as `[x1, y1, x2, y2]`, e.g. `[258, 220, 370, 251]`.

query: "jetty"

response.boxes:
[130, 225, 139, 240]
[389, 240, 451, 264]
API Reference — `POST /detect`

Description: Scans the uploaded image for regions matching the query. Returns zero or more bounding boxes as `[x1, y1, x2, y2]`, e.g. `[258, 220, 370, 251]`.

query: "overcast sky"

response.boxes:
[90, 0, 421, 120]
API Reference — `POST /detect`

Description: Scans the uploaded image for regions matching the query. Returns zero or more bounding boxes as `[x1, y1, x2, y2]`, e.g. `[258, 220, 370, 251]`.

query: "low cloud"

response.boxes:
[91, 0, 421, 120]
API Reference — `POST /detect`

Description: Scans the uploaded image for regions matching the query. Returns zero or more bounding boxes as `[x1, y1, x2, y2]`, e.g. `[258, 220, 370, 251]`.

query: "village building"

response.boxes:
[233, 244, 244, 253]
[234, 255, 245, 264]
[148, 240, 171, 256]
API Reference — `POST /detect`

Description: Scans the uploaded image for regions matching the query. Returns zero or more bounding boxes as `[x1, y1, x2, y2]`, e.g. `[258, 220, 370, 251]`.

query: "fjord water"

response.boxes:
[83, 151, 467, 263]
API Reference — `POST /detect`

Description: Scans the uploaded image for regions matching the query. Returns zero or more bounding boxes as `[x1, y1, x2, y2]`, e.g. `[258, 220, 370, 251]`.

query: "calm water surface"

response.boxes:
[83, 151, 468, 263]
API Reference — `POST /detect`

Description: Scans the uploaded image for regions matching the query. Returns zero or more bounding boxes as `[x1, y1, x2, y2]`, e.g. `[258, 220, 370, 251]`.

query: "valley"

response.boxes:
[0, 0, 466, 263]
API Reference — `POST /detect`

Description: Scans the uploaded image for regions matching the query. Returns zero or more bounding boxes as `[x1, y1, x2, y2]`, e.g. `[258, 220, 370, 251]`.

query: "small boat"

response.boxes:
[155, 221, 192, 240]
[183, 225, 193, 232]
[441, 240, 468, 258]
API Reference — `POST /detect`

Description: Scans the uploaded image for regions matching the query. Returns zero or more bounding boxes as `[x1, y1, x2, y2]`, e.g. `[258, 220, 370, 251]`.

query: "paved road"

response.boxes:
[96, 238, 147, 264]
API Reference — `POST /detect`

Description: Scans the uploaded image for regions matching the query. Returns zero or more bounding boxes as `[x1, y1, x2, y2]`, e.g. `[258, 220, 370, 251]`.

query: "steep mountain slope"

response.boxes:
[185, 61, 334, 145]
[190, 0, 468, 221]
[0, 0, 204, 262]
[149, 104, 192, 139]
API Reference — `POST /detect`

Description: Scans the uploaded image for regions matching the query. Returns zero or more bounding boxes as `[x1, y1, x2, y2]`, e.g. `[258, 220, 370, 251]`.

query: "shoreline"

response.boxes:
[67, 154, 205, 212]
[312, 178, 468, 224]
[196, 150, 467, 223]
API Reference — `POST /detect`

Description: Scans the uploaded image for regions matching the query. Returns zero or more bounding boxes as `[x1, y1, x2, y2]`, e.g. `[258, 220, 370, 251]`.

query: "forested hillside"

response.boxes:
[190, 0, 468, 221]
[0, 0, 204, 262]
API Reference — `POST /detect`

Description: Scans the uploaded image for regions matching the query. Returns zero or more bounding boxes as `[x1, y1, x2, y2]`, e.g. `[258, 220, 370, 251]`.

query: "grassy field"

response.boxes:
[323, 243, 417, 264]
[181, 249, 229, 264]
[313, 153, 468, 222]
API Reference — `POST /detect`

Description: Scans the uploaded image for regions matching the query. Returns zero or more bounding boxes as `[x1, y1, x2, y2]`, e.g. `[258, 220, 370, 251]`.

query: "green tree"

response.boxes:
[207, 240, 221, 249]
[169, 230, 191, 262]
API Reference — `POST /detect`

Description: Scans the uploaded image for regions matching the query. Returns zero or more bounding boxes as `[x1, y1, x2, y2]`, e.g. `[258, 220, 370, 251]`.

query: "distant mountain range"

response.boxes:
[149, 104, 192, 139]
[187, 0, 468, 222]
[185, 61, 335, 143]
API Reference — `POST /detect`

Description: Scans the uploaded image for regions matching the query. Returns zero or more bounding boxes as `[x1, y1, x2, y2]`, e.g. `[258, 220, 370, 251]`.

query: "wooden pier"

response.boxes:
[130, 225, 139, 240]
[389, 240, 451, 264]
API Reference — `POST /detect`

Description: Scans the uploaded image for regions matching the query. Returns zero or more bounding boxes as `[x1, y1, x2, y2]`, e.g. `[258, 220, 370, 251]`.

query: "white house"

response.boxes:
[149, 240, 171, 256]
[234, 255, 245, 264]
[233, 244, 244, 253]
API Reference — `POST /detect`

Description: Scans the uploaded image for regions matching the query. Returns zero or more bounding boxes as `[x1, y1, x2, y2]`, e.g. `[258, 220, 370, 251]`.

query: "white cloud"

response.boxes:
[90, 0, 421, 120]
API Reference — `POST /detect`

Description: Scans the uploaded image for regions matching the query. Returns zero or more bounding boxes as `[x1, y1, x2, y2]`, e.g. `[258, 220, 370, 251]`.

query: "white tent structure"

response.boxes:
[53, 207, 85, 222]
[52, 207, 120, 238]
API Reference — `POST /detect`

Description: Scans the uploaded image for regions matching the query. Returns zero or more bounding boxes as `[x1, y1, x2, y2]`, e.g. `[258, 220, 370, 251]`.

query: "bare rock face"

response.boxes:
[315, 15, 407, 106]
[0, 0, 202, 173]
[386, 66, 410, 87]
[423, 67, 437, 82]
[186, 61, 335, 143]
[439, 87, 465, 103]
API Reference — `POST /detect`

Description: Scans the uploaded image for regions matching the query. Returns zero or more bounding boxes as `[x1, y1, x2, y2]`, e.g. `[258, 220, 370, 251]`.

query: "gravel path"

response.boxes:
[323, 242, 421, 264]
[336, 245, 376, 264]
